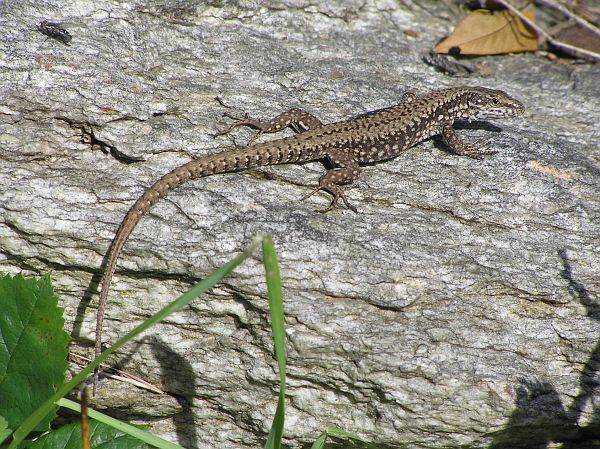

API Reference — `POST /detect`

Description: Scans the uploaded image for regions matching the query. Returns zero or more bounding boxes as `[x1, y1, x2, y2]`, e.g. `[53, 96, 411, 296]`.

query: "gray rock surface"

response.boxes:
[1, 1, 599, 448]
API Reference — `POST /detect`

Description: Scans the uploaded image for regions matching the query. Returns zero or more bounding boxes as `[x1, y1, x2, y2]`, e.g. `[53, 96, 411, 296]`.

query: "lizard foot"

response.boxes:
[463, 146, 498, 160]
[457, 138, 498, 160]
[301, 186, 358, 213]
[215, 112, 263, 144]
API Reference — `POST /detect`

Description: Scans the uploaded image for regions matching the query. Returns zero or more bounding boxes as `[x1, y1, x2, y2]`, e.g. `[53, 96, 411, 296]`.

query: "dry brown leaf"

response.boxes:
[555, 23, 600, 54]
[434, 9, 539, 55]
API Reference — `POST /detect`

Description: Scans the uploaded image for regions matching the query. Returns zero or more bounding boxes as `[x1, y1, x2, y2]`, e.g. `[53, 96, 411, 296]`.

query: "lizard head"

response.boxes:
[466, 87, 525, 120]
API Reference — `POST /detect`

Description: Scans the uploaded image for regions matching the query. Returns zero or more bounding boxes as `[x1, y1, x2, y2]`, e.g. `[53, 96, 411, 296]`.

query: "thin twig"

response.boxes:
[496, 0, 600, 61]
[69, 352, 166, 394]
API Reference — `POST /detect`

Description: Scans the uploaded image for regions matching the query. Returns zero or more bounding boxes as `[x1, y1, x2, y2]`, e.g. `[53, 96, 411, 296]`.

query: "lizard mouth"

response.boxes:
[476, 103, 525, 119]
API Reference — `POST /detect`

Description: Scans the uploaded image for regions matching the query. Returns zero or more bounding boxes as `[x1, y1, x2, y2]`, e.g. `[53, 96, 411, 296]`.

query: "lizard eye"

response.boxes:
[491, 98, 500, 105]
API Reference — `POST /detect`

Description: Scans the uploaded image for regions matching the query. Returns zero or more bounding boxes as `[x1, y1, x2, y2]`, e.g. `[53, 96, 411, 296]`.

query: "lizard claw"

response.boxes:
[301, 187, 358, 213]
[464, 147, 497, 160]
[461, 139, 498, 160]
[215, 112, 250, 135]
[300, 186, 321, 202]
[216, 112, 263, 145]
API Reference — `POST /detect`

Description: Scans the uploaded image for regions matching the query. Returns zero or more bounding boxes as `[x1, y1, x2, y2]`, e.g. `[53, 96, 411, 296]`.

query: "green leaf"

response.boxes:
[0, 415, 12, 445]
[0, 274, 70, 432]
[26, 420, 147, 449]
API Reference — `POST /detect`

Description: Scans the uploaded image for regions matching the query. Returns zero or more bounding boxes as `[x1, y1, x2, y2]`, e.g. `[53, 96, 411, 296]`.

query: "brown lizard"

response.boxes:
[93, 86, 524, 384]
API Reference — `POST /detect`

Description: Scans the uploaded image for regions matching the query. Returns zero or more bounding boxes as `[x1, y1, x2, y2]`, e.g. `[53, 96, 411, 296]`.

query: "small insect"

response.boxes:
[37, 20, 72, 45]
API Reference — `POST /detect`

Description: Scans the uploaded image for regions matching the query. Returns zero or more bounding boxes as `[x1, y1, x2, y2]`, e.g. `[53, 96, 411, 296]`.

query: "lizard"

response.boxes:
[93, 86, 524, 385]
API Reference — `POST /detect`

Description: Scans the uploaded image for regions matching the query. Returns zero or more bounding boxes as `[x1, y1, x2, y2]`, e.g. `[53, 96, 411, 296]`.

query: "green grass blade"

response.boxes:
[263, 236, 286, 379]
[310, 432, 328, 449]
[262, 236, 286, 449]
[8, 235, 264, 449]
[57, 398, 182, 449]
[325, 427, 380, 449]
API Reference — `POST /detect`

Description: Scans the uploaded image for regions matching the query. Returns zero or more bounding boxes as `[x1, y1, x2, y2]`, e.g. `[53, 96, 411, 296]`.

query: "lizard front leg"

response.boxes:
[303, 149, 361, 212]
[441, 124, 497, 159]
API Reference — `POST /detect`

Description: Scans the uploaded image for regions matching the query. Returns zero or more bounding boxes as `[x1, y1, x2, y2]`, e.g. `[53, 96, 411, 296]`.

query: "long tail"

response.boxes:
[94, 143, 297, 372]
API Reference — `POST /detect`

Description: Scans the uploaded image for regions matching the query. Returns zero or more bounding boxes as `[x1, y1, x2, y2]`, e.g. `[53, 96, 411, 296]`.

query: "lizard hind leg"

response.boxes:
[302, 150, 361, 213]
[219, 107, 324, 139]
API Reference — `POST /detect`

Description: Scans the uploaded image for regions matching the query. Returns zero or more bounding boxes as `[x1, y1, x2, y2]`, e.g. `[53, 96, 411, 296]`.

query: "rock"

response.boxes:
[0, 1, 598, 448]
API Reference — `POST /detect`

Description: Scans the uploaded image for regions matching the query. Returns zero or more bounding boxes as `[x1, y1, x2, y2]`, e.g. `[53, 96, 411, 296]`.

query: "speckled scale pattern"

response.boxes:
[93, 86, 524, 377]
